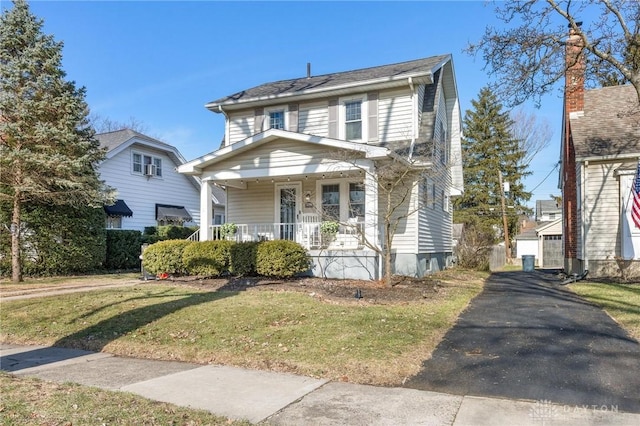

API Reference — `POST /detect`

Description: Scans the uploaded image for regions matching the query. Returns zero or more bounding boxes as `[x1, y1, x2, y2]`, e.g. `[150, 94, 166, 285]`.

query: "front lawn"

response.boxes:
[0, 270, 485, 385]
[569, 281, 640, 341]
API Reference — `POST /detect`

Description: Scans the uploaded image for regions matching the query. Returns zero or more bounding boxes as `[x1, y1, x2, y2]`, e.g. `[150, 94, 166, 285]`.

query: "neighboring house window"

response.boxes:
[322, 184, 341, 220]
[132, 152, 162, 177]
[269, 110, 285, 129]
[548, 213, 556, 220]
[349, 183, 365, 220]
[345, 100, 362, 140]
[106, 216, 122, 229]
[439, 121, 447, 165]
[214, 214, 225, 225]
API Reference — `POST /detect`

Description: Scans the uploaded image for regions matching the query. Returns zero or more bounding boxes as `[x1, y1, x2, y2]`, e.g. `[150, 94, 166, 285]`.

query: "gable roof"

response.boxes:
[96, 128, 201, 192]
[206, 55, 451, 110]
[177, 128, 399, 176]
[570, 84, 640, 160]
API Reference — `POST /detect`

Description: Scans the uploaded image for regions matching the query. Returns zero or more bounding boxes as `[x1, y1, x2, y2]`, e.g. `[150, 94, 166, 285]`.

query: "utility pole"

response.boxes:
[498, 171, 511, 262]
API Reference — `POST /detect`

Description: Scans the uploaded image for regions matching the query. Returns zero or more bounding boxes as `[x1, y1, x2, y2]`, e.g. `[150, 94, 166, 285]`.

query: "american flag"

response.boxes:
[632, 161, 640, 229]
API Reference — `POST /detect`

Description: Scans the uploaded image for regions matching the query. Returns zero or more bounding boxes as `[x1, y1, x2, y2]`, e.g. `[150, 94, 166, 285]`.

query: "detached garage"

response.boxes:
[537, 219, 563, 269]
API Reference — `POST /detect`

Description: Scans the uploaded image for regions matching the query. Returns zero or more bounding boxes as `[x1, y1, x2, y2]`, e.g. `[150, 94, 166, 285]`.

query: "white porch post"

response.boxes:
[363, 161, 379, 250]
[200, 180, 213, 240]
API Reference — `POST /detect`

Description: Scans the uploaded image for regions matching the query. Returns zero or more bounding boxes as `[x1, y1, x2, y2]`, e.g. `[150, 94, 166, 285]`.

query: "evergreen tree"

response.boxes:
[0, 0, 111, 282]
[453, 87, 531, 245]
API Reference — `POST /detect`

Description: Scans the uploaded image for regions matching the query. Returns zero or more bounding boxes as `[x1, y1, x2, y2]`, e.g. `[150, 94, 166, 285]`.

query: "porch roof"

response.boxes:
[178, 129, 398, 176]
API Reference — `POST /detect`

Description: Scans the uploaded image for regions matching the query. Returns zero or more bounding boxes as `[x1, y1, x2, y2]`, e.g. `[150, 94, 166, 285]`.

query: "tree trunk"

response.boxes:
[384, 224, 392, 287]
[11, 196, 22, 283]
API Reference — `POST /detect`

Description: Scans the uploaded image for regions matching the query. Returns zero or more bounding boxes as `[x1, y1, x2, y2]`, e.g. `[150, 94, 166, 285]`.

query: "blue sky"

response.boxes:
[9, 1, 567, 209]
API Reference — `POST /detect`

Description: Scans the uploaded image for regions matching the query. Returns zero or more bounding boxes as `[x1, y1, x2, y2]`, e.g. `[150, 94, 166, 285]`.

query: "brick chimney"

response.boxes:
[562, 23, 584, 274]
[565, 23, 585, 113]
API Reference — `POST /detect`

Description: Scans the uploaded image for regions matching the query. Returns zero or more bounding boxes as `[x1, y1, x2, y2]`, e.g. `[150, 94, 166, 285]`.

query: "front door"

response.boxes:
[275, 183, 301, 241]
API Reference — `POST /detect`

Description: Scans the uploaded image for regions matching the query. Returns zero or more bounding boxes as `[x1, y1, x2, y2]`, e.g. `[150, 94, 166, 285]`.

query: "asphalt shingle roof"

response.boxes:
[207, 55, 450, 106]
[96, 129, 177, 153]
[571, 84, 640, 159]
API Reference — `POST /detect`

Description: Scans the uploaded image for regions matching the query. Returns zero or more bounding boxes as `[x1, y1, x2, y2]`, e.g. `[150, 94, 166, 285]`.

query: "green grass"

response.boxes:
[0, 372, 249, 425]
[0, 274, 484, 385]
[0, 272, 139, 294]
[570, 281, 640, 341]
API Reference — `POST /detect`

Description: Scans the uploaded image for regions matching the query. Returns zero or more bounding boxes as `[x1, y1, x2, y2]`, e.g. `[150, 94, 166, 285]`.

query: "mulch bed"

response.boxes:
[163, 275, 447, 305]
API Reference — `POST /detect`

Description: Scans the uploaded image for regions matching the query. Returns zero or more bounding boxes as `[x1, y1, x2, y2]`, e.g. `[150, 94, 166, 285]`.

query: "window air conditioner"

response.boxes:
[144, 164, 157, 176]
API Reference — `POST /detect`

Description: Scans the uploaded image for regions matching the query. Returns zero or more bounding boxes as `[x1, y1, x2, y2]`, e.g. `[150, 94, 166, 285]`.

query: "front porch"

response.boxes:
[210, 219, 365, 250]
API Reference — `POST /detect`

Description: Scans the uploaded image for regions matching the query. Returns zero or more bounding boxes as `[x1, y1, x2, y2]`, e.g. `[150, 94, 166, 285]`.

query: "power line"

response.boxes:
[529, 162, 560, 193]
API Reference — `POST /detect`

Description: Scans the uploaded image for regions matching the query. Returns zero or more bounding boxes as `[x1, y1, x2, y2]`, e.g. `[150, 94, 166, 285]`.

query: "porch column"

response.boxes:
[363, 161, 379, 250]
[200, 180, 213, 240]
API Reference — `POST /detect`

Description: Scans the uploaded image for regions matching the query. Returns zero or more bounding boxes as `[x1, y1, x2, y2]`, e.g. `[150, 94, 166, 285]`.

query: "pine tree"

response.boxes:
[0, 0, 111, 282]
[453, 87, 531, 245]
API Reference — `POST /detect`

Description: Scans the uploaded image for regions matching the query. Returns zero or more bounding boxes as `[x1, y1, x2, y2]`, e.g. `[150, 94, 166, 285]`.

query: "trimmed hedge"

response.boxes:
[141, 239, 192, 276]
[230, 241, 259, 276]
[182, 240, 233, 277]
[256, 240, 311, 278]
[105, 230, 142, 270]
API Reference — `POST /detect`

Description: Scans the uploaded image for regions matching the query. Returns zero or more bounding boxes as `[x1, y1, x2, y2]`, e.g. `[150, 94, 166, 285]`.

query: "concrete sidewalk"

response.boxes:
[1, 343, 638, 425]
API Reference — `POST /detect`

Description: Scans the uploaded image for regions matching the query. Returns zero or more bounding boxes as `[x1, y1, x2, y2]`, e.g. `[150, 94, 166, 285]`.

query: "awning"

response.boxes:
[104, 199, 133, 217]
[156, 204, 192, 222]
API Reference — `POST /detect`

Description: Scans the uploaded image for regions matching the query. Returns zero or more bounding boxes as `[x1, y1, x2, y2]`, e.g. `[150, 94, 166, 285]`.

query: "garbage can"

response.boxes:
[522, 255, 535, 272]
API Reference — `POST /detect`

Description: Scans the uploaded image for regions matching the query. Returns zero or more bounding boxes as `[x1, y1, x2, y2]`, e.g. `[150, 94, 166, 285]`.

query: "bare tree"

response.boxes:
[467, 0, 640, 107]
[509, 108, 553, 167]
[326, 151, 433, 287]
[89, 113, 148, 134]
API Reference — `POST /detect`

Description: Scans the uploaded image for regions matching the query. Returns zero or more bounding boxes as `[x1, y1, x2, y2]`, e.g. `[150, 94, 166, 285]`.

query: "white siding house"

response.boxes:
[179, 55, 464, 279]
[96, 129, 213, 232]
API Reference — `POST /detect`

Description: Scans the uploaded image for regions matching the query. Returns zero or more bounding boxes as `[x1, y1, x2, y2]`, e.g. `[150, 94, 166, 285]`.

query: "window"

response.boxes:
[349, 183, 365, 220]
[269, 110, 285, 129]
[132, 153, 142, 173]
[345, 100, 362, 140]
[439, 121, 447, 165]
[132, 152, 162, 177]
[442, 190, 449, 212]
[321, 184, 340, 220]
[105, 216, 122, 229]
[214, 214, 225, 225]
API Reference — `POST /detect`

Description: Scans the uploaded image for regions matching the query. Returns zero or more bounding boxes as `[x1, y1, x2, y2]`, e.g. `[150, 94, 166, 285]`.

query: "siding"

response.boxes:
[381, 180, 418, 254]
[298, 101, 328, 137]
[418, 89, 453, 254]
[378, 88, 413, 142]
[212, 138, 340, 172]
[227, 181, 275, 224]
[98, 145, 200, 232]
[583, 160, 627, 260]
[228, 110, 255, 144]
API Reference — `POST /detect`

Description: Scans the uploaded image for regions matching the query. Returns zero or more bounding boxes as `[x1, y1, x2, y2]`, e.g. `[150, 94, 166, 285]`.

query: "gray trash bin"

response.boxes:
[522, 255, 535, 272]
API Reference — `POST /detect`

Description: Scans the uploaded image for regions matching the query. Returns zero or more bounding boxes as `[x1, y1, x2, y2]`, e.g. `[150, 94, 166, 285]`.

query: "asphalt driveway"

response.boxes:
[404, 270, 640, 413]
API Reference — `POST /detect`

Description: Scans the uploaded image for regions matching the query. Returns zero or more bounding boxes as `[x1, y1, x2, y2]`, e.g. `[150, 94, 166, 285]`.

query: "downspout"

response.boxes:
[218, 105, 229, 146]
[407, 77, 417, 160]
[582, 161, 588, 272]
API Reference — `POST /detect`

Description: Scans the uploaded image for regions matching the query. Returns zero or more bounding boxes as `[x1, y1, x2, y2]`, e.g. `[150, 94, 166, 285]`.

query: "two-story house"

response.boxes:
[179, 55, 464, 279]
[97, 129, 226, 232]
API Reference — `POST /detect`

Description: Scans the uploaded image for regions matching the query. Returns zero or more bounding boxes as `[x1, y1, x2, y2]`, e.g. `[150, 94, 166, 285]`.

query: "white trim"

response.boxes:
[178, 129, 393, 175]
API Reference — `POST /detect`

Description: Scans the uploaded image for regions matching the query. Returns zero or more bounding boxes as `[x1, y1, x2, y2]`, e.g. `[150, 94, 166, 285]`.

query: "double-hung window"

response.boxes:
[349, 183, 365, 220]
[344, 100, 362, 140]
[269, 110, 285, 130]
[132, 151, 162, 177]
[321, 184, 340, 220]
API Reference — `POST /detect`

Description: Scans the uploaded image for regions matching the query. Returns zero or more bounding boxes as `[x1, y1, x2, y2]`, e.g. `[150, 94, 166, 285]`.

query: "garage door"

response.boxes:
[542, 235, 563, 268]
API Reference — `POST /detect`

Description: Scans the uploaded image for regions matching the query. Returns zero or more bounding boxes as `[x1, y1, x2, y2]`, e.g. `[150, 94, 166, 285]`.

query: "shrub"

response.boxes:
[182, 240, 233, 277]
[158, 225, 198, 240]
[142, 239, 192, 276]
[256, 240, 311, 278]
[455, 223, 494, 271]
[219, 223, 237, 239]
[105, 230, 142, 270]
[230, 241, 259, 276]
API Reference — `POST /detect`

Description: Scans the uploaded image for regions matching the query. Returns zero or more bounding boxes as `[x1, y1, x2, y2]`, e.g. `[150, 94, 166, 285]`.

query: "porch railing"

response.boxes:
[209, 222, 364, 249]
